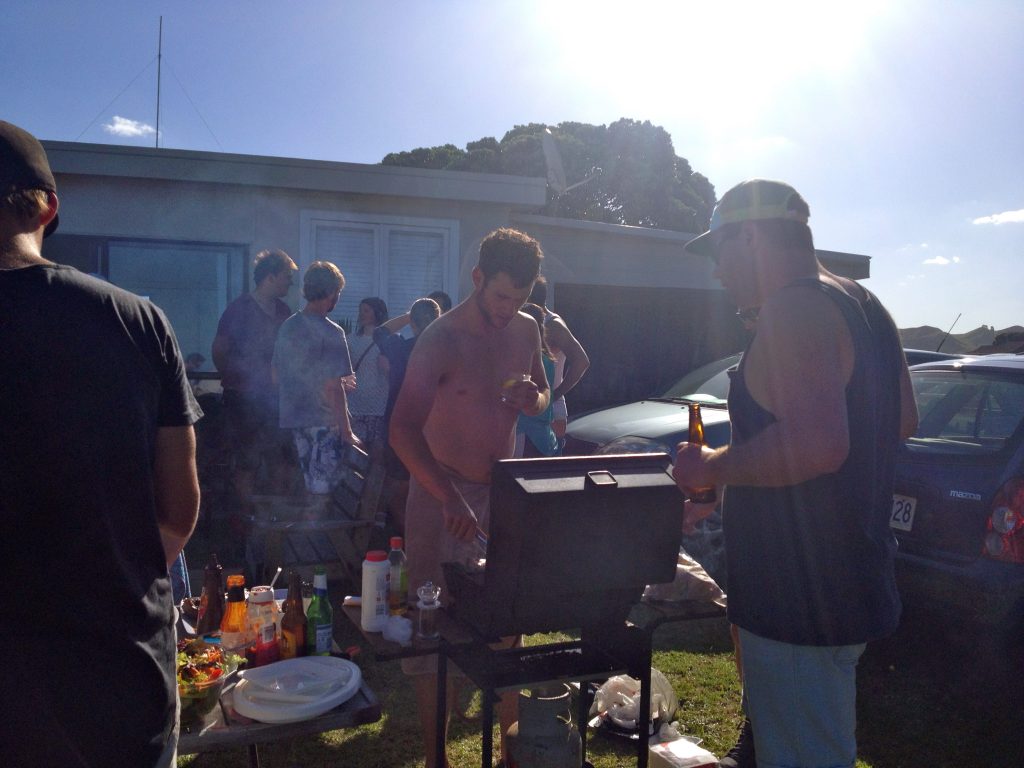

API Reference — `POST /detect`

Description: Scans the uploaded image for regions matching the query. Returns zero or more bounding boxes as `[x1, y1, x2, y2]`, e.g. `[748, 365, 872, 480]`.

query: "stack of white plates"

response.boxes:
[232, 657, 361, 724]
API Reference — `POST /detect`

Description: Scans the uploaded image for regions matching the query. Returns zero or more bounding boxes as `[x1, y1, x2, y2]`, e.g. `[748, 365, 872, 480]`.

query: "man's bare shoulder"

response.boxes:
[512, 309, 541, 336]
[754, 280, 853, 379]
[760, 280, 845, 334]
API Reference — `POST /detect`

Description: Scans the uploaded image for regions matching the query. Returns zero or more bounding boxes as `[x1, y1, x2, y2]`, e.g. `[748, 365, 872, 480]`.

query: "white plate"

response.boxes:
[890, 494, 917, 532]
[232, 657, 361, 724]
[237, 656, 352, 702]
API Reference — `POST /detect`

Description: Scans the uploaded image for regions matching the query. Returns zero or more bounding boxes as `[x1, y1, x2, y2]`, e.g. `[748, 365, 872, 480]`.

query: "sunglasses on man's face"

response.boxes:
[707, 224, 743, 264]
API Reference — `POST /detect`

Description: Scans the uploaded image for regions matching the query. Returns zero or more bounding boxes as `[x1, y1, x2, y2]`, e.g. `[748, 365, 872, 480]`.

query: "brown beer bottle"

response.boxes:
[195, 553, 225, 636]
[280, 570, 307, 659]
[687, 402, 717, 504]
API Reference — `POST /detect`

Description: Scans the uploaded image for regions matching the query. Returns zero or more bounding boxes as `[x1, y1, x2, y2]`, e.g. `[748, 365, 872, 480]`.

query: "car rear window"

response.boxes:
[661, 355, 739, 402]
[909, 369, 1024, 455]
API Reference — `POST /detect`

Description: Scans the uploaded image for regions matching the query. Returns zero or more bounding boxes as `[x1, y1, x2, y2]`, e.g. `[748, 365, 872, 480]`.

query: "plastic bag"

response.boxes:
[589, 669, 679, 731]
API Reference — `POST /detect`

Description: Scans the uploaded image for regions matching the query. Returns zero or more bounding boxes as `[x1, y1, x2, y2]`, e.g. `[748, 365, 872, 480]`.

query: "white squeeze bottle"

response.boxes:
[360, 550, 390, 632]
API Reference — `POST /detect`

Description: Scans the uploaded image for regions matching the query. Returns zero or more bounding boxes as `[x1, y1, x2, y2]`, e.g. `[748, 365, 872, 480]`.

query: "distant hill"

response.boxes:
[900, 325, 1024, 354]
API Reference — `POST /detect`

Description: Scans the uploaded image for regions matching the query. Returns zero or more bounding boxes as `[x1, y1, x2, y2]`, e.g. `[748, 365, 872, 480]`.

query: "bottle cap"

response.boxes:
[365, 550, 387, 562]
[389, 536, 404, 549]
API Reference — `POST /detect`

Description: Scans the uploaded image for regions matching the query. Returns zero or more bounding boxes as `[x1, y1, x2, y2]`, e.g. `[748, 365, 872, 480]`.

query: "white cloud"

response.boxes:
[972, 209, 1024, 225]
[103, 116, 156, 138]
[922, 255, 961, 266]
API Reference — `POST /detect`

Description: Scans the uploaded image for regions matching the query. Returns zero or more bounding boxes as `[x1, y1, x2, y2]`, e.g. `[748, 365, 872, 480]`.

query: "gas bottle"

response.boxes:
[505, 685, 581, 768]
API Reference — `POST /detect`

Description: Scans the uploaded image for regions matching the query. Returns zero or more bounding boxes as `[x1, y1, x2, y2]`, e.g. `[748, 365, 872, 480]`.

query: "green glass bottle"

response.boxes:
[306, 566, 333, 656]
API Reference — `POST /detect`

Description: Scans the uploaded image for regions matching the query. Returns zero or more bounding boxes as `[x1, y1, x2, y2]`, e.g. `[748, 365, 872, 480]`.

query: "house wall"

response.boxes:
[53, 173, 522, 299]
[42, 141, 871, 413]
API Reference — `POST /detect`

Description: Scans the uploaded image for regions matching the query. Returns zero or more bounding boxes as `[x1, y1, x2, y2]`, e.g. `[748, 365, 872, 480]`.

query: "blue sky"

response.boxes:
[3, 0, 1021, 332]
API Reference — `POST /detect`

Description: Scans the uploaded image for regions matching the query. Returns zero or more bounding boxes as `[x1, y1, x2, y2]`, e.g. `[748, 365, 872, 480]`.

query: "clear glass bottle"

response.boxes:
[416, 581, 441, 640]
[306, 566, 334, 656]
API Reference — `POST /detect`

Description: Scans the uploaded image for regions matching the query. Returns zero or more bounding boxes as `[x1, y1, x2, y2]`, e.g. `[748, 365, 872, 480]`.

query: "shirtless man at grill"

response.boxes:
[389, 227, 549, 768]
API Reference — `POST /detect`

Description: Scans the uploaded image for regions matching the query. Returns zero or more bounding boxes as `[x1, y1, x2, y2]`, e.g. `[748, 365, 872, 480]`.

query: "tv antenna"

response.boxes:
[155, 16, 163, 148]
[541, 128, 600, 196]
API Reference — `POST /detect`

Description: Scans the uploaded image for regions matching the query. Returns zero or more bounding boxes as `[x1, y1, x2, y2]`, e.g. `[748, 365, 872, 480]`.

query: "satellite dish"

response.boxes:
[540, 128, 600, 197]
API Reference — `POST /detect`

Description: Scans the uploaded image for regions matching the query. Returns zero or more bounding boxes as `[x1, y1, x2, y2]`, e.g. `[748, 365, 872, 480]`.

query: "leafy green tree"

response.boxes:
[381, 119, 716, 234]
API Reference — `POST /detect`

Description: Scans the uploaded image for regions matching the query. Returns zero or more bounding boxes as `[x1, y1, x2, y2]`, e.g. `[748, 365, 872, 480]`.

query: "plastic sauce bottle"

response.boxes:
[306, 566, 334, 656]
[280, 570, 307, 659]
[219, 574, 251, 655]
[686, 402, 717, 504]
[387, 537, 408, 616]
[360, 550, 390, 632]
[245, 586, 281, 668]
[195, 553, 225, 637]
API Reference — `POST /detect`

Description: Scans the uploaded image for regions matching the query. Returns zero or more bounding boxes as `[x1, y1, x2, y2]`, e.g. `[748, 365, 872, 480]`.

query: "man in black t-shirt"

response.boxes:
[0, 120, 202, 767]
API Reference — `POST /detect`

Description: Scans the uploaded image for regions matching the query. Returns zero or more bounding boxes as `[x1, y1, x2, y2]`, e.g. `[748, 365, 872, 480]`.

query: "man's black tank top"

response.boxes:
[723, 278, 901, 646]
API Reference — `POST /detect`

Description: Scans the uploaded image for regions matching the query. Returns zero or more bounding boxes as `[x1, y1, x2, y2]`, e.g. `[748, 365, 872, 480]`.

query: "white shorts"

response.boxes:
[552, 396, 568, 423]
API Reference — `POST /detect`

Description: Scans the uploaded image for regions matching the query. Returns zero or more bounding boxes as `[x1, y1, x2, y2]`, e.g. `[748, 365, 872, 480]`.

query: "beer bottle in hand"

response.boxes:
[687, 402, 717, 504]
[280, 570, 307, 659]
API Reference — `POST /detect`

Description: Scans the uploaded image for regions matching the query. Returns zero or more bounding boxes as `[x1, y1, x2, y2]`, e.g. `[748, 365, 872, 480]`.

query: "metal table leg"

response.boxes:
[248, 743, 260, 768]
[578, 681, 591, 766]
[436, 651, 448, 768]
[481, 687, 496, 768]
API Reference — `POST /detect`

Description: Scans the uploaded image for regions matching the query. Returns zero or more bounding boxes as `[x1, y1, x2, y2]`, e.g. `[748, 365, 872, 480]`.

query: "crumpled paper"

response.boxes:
[642, 549, 727, 608]
[382, 615, 413, 646]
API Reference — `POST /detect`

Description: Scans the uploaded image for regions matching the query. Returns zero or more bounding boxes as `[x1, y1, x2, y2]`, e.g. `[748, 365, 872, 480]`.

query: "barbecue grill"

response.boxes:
[443, 453, 683, 638]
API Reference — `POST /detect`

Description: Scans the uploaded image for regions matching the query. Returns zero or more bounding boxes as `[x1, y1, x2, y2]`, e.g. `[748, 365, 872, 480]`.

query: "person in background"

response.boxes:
[272, 261, 363, 496]
[674, 179, 915, 768]
[212, 248, 298, 516]
[389, 228, 548, 768]
[0, 120, 201, 767]
[427, 289, 452, 314]
[347, 297, 390, 460]
[514, 302, 559, 457]
[527, 275, 590, 449]
[373, 297, 441, 531]
[374, 297, 442, 437]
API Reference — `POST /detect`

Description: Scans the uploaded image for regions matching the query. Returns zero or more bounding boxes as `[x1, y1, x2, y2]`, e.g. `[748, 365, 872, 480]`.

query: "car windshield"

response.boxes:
[908, 369, 1024, 455]
[657, 354, 740, 405]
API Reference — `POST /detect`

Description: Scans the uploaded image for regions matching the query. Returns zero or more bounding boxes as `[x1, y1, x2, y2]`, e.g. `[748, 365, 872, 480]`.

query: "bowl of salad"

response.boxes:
[177, 638, 243, 727]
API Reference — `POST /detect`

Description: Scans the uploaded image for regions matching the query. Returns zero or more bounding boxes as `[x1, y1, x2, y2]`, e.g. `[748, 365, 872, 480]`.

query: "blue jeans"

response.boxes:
[738, 627, 865, 768]
[170, 551, 191, 603]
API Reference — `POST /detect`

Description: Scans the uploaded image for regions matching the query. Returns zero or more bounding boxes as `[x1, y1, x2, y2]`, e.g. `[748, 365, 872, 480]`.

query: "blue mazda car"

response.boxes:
[893, 353, 1024, 631]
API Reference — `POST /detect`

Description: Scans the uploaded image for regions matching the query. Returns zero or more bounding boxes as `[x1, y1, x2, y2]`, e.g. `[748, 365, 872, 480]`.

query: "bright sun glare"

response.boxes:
[542, 0, 889, 133]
